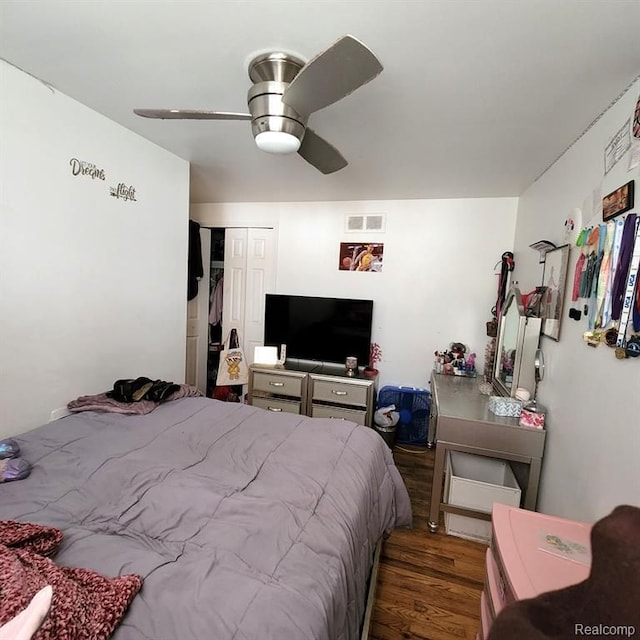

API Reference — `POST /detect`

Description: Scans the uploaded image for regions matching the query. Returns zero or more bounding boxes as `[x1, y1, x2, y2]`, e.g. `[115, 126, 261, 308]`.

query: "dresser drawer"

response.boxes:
[251, 396, 301, 415]
[485, 547, 506, 618]
[479, 590, 491, 640]
[252, 371, 303, 398]
[311, 403, 367, 424]
[311, 378, 369, 407]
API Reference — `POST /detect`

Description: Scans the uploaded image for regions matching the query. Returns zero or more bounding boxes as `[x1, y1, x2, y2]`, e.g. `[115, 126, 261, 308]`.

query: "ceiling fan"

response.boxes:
[134, 35, 383, 174]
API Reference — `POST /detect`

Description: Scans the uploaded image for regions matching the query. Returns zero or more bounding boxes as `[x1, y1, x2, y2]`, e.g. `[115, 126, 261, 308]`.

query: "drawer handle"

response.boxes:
[267, 406, 283, 412]
[328, 416, 346, 420]
[331, 390, 348, 396]
[269, 381, 285, 387]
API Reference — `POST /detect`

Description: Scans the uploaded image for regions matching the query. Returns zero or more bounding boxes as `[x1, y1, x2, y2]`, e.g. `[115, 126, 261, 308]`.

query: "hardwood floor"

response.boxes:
[369, 445, 486, 640]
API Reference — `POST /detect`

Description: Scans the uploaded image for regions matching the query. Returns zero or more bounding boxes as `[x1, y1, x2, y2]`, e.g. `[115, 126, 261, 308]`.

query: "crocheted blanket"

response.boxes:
[0, 520, 142, 640]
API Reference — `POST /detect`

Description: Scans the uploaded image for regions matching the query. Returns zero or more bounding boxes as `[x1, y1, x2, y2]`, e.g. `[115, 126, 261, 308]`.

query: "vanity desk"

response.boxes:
[427, 372, 546, 533]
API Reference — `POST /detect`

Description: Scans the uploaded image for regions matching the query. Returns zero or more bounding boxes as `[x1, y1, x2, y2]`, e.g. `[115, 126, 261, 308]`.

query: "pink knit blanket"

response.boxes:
[0, 520, 142, 639]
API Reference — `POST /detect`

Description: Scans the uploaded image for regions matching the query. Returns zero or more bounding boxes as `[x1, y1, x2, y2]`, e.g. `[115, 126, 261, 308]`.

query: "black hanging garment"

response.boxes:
[496, 251, 515, 317]
[187, 220, 204, 301]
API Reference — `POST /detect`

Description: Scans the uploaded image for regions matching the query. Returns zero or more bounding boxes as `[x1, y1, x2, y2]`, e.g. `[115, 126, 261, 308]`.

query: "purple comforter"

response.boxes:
[0, 397, 411, 640]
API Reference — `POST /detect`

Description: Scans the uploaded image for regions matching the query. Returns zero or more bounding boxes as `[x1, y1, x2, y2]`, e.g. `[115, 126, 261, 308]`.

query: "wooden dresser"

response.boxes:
[248, 363, 377, 427]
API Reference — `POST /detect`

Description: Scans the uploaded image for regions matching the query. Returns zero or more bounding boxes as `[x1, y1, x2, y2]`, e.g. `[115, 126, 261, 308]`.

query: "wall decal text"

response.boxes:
[109, 183, 137, 202]
[69, 158, 106, 180]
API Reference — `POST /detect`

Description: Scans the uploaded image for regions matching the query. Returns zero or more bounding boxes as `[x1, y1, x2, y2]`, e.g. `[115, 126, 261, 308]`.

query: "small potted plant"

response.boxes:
[364, 342, 382, 378]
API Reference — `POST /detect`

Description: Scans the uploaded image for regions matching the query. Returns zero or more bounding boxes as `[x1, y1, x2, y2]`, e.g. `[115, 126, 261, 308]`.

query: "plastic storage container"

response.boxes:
[444, 450, 521, 543]
[377, 386, 431, 445]
[519, 400, 546, 428]
[488, 395, 523, 417]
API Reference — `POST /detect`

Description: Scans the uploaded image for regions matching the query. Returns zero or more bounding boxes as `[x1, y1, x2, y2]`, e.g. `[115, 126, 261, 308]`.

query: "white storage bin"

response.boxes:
[444, 451, 521, 544]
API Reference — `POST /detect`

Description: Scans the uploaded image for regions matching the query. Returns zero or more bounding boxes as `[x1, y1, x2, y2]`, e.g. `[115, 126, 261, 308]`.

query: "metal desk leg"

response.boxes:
[523, 456, 542, 511]
[426, 406, 437, 448]
[428, 444, 447, 532]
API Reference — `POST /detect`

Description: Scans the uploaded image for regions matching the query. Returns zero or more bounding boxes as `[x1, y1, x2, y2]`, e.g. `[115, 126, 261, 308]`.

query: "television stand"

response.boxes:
[248, 362, 377, 427]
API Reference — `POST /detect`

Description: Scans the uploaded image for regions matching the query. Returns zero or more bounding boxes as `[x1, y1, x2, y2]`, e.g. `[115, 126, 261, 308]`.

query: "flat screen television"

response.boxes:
[264, 294, 373, 367]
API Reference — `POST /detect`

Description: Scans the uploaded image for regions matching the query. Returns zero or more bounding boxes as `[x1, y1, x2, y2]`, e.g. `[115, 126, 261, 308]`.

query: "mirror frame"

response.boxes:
[492, 286, 543, 398]
[541, 244, 570, 341]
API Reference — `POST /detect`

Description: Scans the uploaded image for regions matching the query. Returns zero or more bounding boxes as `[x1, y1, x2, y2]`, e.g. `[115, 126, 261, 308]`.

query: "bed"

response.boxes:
[0, 396, 412, 640]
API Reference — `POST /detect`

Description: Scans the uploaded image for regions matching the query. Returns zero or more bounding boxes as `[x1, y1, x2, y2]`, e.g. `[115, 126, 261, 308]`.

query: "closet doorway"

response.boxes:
[186, 226, 276, 397]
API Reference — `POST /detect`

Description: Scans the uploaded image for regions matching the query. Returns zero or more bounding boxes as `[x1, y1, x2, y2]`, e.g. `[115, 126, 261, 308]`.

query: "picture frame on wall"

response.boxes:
[602, 180, 634, 221]
[541, 244, 570, 341]
[338, 242, 384, 272]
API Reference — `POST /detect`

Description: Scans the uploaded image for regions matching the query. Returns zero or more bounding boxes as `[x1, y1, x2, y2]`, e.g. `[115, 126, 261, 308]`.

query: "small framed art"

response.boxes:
[338, 242, 384, 272]
[602, 181, 634, 221]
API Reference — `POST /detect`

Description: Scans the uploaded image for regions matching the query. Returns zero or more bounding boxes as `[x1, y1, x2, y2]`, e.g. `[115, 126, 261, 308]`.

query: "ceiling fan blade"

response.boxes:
[282, 35, 383, 117]
[297, 129, 348, 174]
[133, 109, 251, 120]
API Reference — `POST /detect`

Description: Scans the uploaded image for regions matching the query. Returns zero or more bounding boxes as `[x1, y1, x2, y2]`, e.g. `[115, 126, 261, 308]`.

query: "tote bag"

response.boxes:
[216, 328, 249, 386]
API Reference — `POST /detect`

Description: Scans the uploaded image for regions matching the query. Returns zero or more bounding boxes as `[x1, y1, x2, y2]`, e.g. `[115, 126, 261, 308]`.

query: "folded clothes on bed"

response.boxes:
[0, 520, 142, 640]
[68, 381, 203, 414]
[0, 458, 32, 483]
[0, 439, 31, 483]
[68, 393, 158, 415]
[0, 439, 21, 460]
[107, 377, 180, 403]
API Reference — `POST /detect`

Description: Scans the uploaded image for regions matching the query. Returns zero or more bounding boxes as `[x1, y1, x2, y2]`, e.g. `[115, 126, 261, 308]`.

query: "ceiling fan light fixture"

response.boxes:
[134, 35, 383, 173]
[255, 130, 301, 154]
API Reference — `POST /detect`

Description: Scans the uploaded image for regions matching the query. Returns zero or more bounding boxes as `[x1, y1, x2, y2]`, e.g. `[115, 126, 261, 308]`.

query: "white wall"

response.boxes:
[513, 78, 640, 523]
[0, 61, 190, 437]
[191, 198, 518, 390]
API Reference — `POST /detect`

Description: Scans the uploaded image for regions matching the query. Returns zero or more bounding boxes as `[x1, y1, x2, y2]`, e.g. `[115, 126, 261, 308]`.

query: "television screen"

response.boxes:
[264, 294, 373, 367]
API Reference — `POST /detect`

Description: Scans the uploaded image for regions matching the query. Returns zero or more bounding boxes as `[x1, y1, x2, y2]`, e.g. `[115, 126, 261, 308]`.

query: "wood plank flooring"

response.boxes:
[369, 445, 486, 640]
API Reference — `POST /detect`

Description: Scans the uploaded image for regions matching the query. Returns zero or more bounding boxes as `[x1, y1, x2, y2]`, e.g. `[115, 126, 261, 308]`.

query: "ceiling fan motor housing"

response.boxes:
[248, 81, 307, 143]
[247, 52, 308, 151]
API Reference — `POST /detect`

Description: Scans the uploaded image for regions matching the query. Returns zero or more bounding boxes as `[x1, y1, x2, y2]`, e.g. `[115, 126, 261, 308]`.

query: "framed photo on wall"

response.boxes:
[541, 244, 570, 341]
[602, 180, 634, 221]
[338, 242, 384, 271]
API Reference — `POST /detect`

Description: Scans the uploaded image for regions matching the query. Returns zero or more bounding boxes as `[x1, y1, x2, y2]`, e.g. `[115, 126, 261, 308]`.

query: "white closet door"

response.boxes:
[186, 228, 211, 393]
[244, 228, 276, 364]
[222, 228, 275, 364]
[222, 228, 247, 349]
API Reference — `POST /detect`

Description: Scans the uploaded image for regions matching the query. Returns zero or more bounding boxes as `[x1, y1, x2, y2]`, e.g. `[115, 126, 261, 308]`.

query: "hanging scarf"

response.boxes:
[572, 252, 586, 302]
[611, 213, 639, 321]
[580, 227, 599, 298]
[588, 225, 606, 330]
[602, 218, 625, 328]
[595, 221, 615, 328]
[571, 228, 589, 302]
[634, 266, 640, 332]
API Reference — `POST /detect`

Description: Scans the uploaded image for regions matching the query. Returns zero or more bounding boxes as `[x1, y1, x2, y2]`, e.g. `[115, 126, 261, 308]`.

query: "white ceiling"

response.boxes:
[2, 0, 639, 204]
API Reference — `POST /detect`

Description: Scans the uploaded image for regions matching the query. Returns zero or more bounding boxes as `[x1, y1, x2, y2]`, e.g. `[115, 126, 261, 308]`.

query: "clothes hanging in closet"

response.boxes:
[209, 275, 224, 325]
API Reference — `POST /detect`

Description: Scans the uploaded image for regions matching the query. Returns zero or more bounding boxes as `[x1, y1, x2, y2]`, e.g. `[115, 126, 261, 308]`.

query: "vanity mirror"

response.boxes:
[493, 286, 542, 398]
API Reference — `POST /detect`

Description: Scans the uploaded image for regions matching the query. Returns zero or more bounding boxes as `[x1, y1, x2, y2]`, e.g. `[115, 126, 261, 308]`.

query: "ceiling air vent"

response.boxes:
[345, 214, 385, 233]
